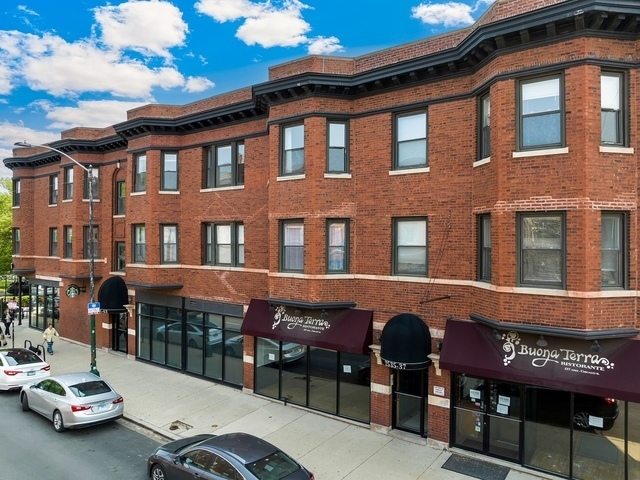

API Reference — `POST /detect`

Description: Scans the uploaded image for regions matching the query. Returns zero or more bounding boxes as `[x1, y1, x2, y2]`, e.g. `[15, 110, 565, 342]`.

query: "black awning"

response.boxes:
[97, 276, 129, 313]
[241, 299, 373, 354]
[380, 313, 432, 370]
[440, 319, 640, 404]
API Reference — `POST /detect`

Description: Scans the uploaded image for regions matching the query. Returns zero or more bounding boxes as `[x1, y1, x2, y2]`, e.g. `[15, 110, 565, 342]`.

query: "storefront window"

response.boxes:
[28, 284, 59, 331]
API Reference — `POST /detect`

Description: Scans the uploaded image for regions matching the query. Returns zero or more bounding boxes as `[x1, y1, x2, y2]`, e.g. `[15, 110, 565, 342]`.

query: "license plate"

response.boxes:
[95, 403, 107, 411]
[27, 371, 35, 376]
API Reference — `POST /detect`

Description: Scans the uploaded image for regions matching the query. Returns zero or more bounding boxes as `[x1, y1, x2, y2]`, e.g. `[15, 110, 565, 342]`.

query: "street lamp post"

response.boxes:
[15, 142, 99, 376]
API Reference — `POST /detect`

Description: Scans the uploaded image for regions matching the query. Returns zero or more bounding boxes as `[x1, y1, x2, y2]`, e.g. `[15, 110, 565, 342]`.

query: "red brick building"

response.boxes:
[6, 0, 640, 478]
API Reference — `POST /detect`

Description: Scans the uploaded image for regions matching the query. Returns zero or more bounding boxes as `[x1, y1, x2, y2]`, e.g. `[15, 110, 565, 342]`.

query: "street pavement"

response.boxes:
[7, 323, 555, 480]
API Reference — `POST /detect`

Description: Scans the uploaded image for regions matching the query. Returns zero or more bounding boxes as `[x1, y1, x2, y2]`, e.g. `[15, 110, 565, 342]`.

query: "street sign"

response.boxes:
[88, 302, 101, 315]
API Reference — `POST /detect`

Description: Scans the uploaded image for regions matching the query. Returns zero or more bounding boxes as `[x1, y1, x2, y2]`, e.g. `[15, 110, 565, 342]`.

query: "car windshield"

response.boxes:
[69, 380, 112, 397]
[4, 350, 41, 365]
[246, 450, 301, 480]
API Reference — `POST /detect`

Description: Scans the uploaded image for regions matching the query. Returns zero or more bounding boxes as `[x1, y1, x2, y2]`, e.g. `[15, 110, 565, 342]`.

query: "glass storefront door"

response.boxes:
[113, 312, 128, 353]
[452, 374, 523, 462]
[393, 369, 428, 436]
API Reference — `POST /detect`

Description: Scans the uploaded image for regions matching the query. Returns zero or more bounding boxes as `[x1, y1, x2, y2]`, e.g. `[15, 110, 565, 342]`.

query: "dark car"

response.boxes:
[148, 432, 315, 480]
[526, 388, 619, 431]
[7, 279, 29, 296]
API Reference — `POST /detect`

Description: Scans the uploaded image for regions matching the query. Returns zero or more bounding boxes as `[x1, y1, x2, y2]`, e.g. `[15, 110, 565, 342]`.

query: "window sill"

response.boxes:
[512, 147, 568, 158]
[159, 190, 180, 195]
[474, 157, 490, 167]
[201, 185, 245, 192]
[277, 174, 305, 182]
[324, 173, 352, 179]
[113, 214, 125, 219]
[130, 191, 146, 196]
[389, 166, 430, 176]
[600, 146, 634, 154]
[48, 204, 57, 207]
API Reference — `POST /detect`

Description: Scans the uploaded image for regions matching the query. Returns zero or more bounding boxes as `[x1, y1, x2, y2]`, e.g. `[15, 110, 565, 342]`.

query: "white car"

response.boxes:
[20, 372, 124, 432]
[0, 348, 50, 391]
[155, 322, 222, 349]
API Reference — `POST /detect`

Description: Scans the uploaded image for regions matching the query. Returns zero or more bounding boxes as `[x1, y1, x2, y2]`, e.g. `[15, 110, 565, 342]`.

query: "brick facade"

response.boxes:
[7, 0, 640, 461]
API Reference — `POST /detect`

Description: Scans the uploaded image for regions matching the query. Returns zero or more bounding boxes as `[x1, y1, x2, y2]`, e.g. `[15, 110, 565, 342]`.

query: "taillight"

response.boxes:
[309, 473, 315, 480]
[4, 370, 19, 376]
[113, 396, 124, 404]
[604, 397, 617, 405]
[71, 405, 92, 412]
[41, 366, 51, 371]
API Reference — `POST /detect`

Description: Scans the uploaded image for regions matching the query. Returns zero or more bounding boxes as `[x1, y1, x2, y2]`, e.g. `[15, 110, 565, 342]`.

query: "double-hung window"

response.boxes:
[49, 175, 59, 205]
[161, 224, 178, 264]
[328, 121, 348, 173]
[327, 219, 348, 273]
[64, 226, 73, 259]
[281, 124, 304, 175]
[479, 93, 491, 159]
[12, 179, 20, 207]
[63, 166, 73, 200]
[12, 228, 20, 255]
[281, 220, 304, 272]
[133, 225, 146, 263]
[518, 213, 565, 288]
[161, 152, 178, 191]
[84, 167, 99, 200]
[204, 222, 244, 266]
[602, 212, 627, 288]
[83, 226, 99, 259]
[519, 75, 563, 150]
[206, 142, 245, 188]
[395, 111, 427, 169]
[115, 241, 126, 271]
[115, 180, 126, 215]
[393, 218, 427, 276]
[601, 72, 625, 146]
[134, 154, 147, 192]
[478, 214, 491, 282]
[49, 228, 58, 257]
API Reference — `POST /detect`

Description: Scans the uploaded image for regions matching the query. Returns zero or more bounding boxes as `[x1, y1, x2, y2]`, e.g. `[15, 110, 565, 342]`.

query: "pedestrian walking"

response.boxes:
[43, 323, 59, 354]
[3, 308, 12, 338]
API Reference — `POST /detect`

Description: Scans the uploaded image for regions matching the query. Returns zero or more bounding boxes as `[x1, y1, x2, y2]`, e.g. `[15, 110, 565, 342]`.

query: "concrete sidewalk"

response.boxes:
[8, 324, 554, 480]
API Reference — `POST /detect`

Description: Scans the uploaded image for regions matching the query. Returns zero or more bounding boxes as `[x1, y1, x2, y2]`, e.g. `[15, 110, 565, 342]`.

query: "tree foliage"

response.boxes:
[0, 178, 13, 274]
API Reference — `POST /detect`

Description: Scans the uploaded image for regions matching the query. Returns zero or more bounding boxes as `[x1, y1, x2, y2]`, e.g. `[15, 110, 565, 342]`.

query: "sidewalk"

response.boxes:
[11, 324, 554, 480]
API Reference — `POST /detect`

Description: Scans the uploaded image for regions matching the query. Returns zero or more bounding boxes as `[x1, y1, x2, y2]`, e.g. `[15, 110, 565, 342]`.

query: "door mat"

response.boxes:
[442, 454, 510, 480]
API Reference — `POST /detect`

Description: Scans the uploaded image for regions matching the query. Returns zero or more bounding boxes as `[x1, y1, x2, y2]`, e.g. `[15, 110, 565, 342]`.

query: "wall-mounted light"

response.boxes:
[492, 330, 501, 341]
[321, 309, 329, 319]
[436, 339, 443, 352]
[375, 330, 382, 342]
[269, 304, 275, 312]
[294, 308, 302, 315]
[536, 335, 548, 347]
[591, 340, 602, 353]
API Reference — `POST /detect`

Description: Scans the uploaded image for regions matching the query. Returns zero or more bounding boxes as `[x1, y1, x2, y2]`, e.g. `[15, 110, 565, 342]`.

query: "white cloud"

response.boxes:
[412, 1, 478, 28]
[196, 0, 343, 54]
[33, 99, 149, 130]
[184, 76, 215, 93]
[94, 0, 189, 59]
[17, 32, 185, 98]
[17, 5, 39, 16]
[307, 36, 343, 55]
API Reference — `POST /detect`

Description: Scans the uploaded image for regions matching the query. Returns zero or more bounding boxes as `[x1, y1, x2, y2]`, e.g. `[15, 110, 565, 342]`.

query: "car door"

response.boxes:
[172, 448, 215, 480]
[208, 454, 239, 479]
[39, 380, 67, 418]
[27, 379, 53, 415]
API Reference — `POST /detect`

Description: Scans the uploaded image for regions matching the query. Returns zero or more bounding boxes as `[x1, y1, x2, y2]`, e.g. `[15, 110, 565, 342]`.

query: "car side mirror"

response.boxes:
[30, 385, 37, 390]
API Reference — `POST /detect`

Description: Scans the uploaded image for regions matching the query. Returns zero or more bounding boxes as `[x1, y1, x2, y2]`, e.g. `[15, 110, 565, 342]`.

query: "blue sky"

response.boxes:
[0, 0, 494, 176]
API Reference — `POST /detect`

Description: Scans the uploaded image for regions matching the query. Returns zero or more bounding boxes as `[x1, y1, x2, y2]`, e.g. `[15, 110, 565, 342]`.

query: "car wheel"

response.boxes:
[188, 339, 197, 348]
[156, 333, 164, 342]
[150, 464, 166, 480]
[21, 393, 29, 412]
[573, 412, 591, 429]
[53, 410, 66, 432]
[225, 346, 236, 356]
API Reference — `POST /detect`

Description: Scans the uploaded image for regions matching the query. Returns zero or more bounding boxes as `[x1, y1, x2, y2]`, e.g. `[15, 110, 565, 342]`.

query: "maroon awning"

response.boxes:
[241, 299, 373, 354]
[440, 319, 640, 403]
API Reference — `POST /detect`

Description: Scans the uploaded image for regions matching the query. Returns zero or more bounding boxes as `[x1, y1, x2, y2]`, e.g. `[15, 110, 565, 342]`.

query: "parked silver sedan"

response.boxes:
[20, 372, 124, 432]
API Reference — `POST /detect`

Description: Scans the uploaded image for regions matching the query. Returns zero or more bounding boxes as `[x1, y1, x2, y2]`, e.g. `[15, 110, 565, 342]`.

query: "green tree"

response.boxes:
[0, 178, 13, 274]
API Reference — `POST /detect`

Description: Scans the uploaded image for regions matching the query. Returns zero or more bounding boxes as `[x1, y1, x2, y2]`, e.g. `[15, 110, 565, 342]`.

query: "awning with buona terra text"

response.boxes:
[439, 318, 640, 403]
[241, 299, 373, 355]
